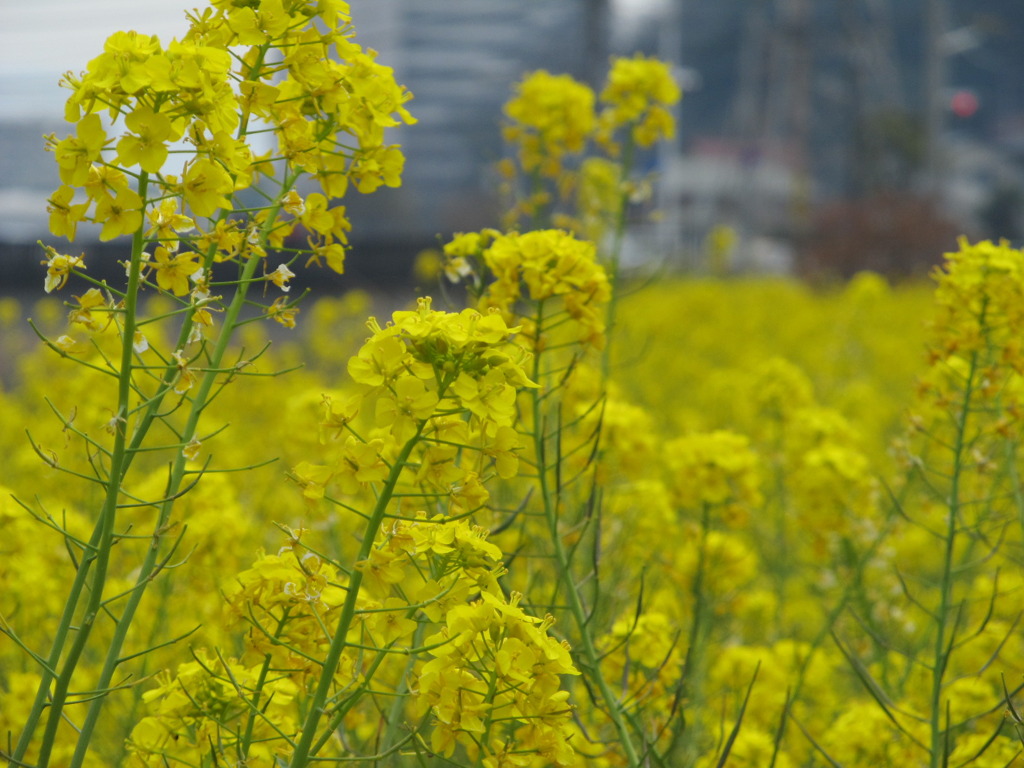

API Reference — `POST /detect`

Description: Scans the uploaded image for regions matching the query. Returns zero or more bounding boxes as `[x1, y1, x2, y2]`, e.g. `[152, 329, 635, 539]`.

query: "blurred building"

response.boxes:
[4, 0, 1023, 284]
[642, 0, 1024, 274]
[0, 121, 60, 245]
[345, 0, 604, 246]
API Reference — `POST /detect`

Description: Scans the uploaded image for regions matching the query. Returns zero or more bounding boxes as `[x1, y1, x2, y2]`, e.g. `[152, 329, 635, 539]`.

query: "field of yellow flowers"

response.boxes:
[3, 1, 1024, 767]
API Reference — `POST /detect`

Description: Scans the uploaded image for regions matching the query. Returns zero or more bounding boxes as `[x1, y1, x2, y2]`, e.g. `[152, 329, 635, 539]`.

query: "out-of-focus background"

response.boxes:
[2, 0, 1023, 288]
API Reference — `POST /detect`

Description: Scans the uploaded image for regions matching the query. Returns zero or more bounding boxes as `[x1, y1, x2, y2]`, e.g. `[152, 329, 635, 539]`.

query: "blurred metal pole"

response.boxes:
[584, 0, 610, 88]
[657, 0, 684, 83]
[656, 0, 685, 258]
[924, 0, 947, 200]
[785, 0, 812, 234]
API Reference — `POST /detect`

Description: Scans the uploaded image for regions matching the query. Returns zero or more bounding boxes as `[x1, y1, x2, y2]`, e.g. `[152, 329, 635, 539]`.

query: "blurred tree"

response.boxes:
[856, 109, 926, 194]
[804, 191, 958, 277]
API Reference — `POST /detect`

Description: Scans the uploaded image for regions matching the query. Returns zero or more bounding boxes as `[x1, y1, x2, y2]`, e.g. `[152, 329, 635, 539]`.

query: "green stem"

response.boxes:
[288, 425, 424, 768]
[19, 172, 150, 768]
[528, 168, 550, 231]
[768, 417, 792, 634]
[67, 194, 291, 767]
[382, 621, 426, 768]
[928, 346, 979, 768]
[528, 300, 642, 768]
[12, 177, 237, 766]
[476, 653, 504, 768]
[678, 504, 712, 764]
[239, 653, 275, 763]
[15, 208, 228, 765]
[110, 556, 179, 767]
[309, 642, 396, 757]
[1007, 430, 1024, 537]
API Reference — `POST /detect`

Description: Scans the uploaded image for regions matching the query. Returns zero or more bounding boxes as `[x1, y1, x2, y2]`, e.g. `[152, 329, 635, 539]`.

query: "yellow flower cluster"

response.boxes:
[289, 298, 535, 514]
[419, 591, 580, 764]
[126, 507, 580, 767]
[498, 55, 680, 237]
[929, 238, 1024, 364]
[903, 239, 1024, 544]
[128, 650, 302, 768]
[443, 229, 611, 350]
[354, 299, 534, 414]
[598, 54, 681, 149]
[743, 358, 880, 559]
[44, 0, 414, 277]
[503, 53, 679, 170]
[6, 253, 1024, 767]
[664, 430, 763, 524]
[503, 70, 596, 175]
[916, 238, 1024, 441]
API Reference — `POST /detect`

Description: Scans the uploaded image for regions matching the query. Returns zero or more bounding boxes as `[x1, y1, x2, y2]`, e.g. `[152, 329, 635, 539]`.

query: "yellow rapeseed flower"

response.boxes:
[181, 157, 233, 218]
[151, 246, 199, 296]
[40, 246, 86, 293]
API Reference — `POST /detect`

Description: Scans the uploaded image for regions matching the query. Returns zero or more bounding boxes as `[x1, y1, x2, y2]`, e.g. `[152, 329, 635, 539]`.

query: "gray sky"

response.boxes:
[1, 0, 192, 119]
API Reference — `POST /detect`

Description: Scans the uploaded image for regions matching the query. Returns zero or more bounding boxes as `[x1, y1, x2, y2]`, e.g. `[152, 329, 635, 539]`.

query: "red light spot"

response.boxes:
[950, 90, 979, 118]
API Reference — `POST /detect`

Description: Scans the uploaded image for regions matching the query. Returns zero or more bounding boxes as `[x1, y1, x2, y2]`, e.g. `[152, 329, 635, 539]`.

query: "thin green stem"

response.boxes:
[309, 642, 397, 757]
